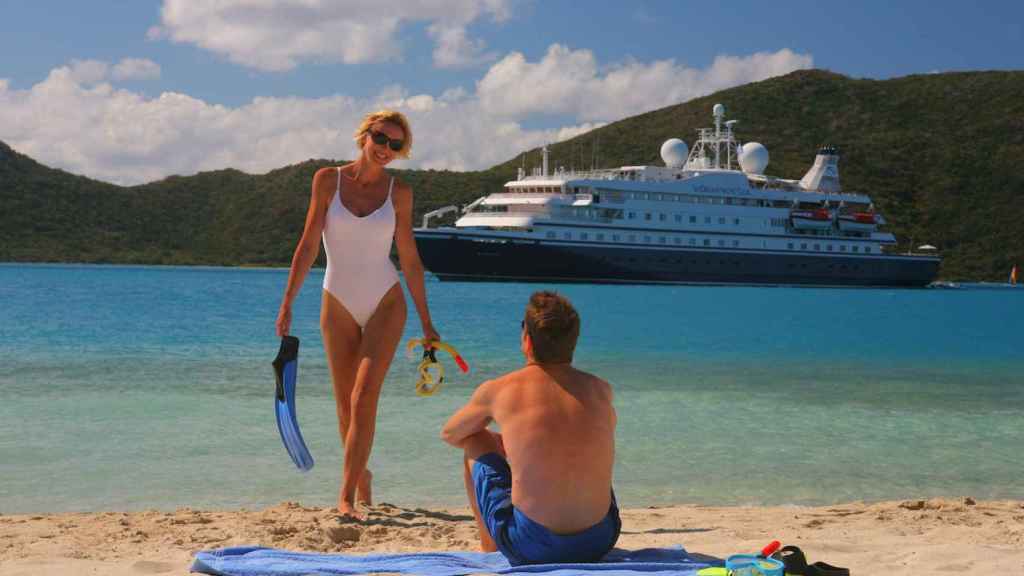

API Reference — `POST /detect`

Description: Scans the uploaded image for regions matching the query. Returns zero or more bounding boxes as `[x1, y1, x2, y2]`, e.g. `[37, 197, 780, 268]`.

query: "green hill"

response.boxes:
[2, 69, 1022, 280]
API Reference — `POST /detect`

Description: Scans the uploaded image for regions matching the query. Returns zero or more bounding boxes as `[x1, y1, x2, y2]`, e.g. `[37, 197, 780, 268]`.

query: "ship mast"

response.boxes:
[686, 103, 740, 171]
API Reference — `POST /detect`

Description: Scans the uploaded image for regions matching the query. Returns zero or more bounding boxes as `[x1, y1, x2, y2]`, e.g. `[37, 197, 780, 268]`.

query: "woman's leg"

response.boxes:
[338, 283, 406, 518]
[320, 290, 373, 508]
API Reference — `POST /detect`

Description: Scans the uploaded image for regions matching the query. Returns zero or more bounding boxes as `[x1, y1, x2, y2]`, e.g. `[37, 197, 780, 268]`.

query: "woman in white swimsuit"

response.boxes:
[275, 110, 439, 518]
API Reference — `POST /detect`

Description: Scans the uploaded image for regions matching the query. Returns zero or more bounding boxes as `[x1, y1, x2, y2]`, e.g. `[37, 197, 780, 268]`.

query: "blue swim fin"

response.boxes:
[272, 336, 314, 471]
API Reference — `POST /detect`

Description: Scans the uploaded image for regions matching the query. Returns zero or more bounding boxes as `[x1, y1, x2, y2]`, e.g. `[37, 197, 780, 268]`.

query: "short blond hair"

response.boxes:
[524, 291, 580, 364]
[353, 109, 413, 159]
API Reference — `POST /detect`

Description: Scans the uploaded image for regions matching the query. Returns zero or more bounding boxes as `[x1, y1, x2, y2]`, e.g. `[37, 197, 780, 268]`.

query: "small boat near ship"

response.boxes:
[414, 104, 940, 287]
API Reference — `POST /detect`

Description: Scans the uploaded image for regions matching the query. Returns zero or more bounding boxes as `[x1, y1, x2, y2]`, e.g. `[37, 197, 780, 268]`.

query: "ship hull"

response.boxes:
[414, 231, 940, 287]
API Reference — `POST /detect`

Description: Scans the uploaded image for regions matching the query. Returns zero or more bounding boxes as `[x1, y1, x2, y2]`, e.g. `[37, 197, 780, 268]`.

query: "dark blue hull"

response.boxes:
[414, 231, 940, 287]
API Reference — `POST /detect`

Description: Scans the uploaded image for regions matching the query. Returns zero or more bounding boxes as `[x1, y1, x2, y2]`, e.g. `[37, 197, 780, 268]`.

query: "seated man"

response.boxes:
[441, 291, 619, 566]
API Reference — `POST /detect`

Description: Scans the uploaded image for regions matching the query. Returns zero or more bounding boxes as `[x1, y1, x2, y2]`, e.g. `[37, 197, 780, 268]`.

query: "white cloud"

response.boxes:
[154, 0, 511, 71]
[478, 45, 813, 121]
[65, 58, 161, 85]
[112, 58, 162, 81]
[428, 23, 498, 69]
[0, 47, 811, 185]
[68, 60, 110, 85]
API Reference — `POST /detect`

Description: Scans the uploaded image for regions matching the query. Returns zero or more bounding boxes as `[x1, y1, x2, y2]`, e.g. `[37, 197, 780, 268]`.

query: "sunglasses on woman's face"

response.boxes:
[369, 130, 404, 152]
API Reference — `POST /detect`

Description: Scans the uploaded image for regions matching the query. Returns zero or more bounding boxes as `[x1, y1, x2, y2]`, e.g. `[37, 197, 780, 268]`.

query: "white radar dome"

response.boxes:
[712, 103, 725, 117]
[739, 141, 769, 174]
[660, 138, 689, 168]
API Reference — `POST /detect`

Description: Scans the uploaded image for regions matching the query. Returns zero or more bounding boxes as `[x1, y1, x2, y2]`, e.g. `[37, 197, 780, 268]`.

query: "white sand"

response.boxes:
[2, 498, 1022, 575]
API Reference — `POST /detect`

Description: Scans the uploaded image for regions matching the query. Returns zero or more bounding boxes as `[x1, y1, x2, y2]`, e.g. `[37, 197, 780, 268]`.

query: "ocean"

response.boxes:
[1, 263, 1022, 514]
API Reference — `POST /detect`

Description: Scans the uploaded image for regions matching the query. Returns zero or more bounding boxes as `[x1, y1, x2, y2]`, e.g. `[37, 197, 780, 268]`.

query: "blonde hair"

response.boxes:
[353, 109, 413, 159]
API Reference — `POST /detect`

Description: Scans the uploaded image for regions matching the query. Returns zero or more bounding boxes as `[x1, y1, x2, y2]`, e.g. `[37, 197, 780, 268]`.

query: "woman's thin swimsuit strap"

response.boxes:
[322, 168, 400, 328]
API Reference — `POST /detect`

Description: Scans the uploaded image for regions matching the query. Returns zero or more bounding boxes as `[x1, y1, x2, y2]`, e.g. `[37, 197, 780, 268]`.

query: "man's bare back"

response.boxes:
[485, 363, 615, 533]
[442, 291, 619, 563]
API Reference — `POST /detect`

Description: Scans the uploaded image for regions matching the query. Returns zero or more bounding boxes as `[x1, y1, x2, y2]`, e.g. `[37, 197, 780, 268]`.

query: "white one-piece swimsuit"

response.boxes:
[322, 168, 400, 328]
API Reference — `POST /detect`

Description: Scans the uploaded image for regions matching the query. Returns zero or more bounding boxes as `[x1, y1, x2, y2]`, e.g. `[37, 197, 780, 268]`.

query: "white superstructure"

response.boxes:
[424, 104, 895, 259]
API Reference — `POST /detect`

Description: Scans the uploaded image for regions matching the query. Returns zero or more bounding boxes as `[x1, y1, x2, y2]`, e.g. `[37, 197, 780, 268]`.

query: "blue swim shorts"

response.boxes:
[471, 452, 621, 566]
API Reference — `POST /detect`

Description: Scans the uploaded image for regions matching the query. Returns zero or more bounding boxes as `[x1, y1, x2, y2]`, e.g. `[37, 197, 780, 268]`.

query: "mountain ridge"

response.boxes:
[2, 69, 1022, 280]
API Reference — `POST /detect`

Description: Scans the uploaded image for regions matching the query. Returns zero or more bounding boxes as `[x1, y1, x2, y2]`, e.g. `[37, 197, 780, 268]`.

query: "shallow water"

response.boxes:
[1, 264, 1022, 513]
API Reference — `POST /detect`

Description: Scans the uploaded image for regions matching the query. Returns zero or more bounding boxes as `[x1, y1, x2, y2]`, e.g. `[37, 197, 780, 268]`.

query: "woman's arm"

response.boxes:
[392, 180, 439, 342]
[276, 167, 334, 336]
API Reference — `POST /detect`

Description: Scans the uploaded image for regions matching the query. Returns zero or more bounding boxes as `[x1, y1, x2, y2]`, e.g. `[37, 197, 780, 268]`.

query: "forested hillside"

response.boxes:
[2, 69, 1022, 280]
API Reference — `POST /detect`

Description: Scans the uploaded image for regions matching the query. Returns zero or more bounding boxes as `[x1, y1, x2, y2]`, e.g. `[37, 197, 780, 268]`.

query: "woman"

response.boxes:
[275, 109, 439, 518]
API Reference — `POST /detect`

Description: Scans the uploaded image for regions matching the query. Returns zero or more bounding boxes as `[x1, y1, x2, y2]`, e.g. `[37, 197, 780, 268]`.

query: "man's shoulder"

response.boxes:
[484, 367, 532, 388]
[570, 366, 610, 385]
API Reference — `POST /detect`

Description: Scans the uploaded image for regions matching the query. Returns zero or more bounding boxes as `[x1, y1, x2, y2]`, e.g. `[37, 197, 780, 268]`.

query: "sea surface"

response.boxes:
[1, 264, 1022, 514]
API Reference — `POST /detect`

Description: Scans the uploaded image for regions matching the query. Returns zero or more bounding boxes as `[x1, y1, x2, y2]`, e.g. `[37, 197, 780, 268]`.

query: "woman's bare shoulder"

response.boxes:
[391, 175, 412, 195]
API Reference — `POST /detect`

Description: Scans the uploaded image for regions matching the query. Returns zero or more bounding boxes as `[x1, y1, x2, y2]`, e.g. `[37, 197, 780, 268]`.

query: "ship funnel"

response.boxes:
[799, 145, 842, 193]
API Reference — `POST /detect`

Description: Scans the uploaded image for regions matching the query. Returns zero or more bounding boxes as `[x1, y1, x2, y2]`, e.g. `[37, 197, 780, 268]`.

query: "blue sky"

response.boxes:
[1, 1, 1021, 184]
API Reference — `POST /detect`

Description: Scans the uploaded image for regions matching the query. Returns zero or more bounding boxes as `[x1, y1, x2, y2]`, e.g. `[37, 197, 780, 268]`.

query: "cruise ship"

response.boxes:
[413, 104, 940, 286]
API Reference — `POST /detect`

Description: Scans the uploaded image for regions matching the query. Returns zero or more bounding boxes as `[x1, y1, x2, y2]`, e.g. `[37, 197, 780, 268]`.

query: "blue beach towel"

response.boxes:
[191, 546, 714, 576]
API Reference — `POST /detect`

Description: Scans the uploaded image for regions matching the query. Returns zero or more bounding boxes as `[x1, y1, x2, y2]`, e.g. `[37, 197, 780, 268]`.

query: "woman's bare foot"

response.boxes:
[337, 497, 365, 520]
[357, 469, 373, 506]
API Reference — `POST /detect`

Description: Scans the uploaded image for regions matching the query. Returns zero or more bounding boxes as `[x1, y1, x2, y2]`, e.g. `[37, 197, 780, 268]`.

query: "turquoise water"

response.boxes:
[1, 263, 1022, 514]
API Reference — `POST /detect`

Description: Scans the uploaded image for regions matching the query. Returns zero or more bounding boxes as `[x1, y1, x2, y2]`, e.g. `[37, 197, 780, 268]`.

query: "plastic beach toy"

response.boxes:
[725, 554, 784, 576]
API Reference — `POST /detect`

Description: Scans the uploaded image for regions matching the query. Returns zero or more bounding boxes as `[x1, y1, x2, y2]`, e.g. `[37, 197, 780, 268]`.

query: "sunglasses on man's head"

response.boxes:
[369, 130, 404, 152]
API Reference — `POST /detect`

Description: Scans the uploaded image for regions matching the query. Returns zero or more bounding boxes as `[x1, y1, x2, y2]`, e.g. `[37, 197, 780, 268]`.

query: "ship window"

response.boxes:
[689, 238, 696, 245]
[675, 237, 682, 244]
[564, 232, 571, 240]
[659, 237, 667, 244]
[733, 240, 740, 247]
[814, 244, 821, 251]
[690, 215, 696, 223]
[827, 245, 833, 251]
[718, 239, 725, 247]
[628, 212, 635, 219]
[703, 239, 710, 246]
[852, 246, 859, 252]
[704, 216, 711, 224]
[734, 218, 740, 225]
[788, 243, 794, 250]
[644, 236, 652, 243]
[840, 245, 846, 252]
[581, 233, 588, 240]
[865, 247, 872, 253]
[659, 213, 666, 221]
[801, 243, 808, 250]
[596, 233, 604, 241]
[645, 213, 652, 221]
[718, 217, 726, 224]
[675, 214, 682, 222]
[628, 234, 636, 242]
[546, 231, 556, 239]
[612, 234, 620, 241]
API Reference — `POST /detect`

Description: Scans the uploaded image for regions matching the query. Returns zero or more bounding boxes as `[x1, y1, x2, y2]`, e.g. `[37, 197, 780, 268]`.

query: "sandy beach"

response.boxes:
[2, 497, 1022, 575]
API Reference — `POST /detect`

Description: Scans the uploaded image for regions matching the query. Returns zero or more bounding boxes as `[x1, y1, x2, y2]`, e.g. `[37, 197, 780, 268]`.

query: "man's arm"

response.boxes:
[440, 380, 497, 448]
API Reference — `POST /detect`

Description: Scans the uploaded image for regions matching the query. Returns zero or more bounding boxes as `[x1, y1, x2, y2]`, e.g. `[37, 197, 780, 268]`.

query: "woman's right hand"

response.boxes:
[276, 304, 292, 337]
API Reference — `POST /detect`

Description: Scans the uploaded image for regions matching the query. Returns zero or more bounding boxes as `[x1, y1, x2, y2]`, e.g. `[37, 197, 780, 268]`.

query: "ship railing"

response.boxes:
[487, 192, 572, 201]
[517, 168, 624, 181]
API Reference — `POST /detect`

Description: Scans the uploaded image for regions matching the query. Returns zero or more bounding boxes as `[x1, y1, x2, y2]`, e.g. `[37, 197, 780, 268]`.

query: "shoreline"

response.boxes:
[2, 498, 1022, 575]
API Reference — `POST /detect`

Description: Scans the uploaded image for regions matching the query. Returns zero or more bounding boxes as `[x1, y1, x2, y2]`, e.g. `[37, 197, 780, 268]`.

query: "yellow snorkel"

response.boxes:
[406, 339, 470, 396]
